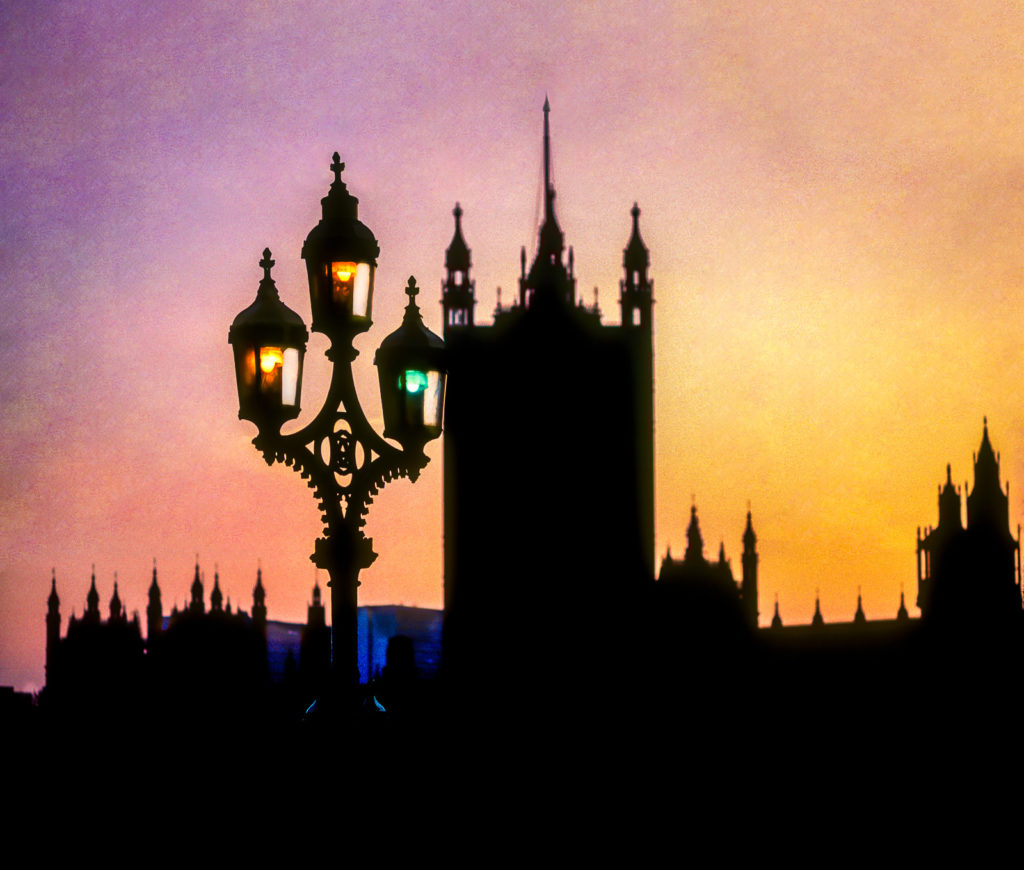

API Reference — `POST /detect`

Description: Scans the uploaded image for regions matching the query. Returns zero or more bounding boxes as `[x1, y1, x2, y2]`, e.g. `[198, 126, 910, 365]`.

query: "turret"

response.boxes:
[620, 203, 653, 330]
[210, 567, 223, 612]
[46, 571, 60, 686]
[741, 510, 759, 627]
[308, 579, 325, 630]
[300, 577, 330, 694]
[812, 591, 824, 627]
[109, 579, 123, 622]
[937, 464, 963, 532]
[441, 203, 475, 333]
[967, 417, 1009, 532]
[252, 566, 267, 637]
[147, 560, 162, 643]
[189, 559, 204, 614]
[84, 567, 100, 624]
[854, 588, 866, 624]
[684, 505, 705, 564]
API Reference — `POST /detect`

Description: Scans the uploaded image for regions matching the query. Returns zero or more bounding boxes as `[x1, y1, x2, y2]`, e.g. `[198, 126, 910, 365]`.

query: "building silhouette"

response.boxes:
[29, 107, 1024, 771]
[41, 561, 440, 730]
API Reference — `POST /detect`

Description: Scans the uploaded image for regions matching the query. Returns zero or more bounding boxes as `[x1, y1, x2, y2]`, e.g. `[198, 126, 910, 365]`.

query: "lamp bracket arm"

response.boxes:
[251, 342, 428, 538]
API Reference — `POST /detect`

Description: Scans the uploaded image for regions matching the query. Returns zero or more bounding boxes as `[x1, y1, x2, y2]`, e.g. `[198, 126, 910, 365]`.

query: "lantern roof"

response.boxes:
[229, 249, 308, 346]
[377, 277, 445, 354]
[301, 153, 380, 266]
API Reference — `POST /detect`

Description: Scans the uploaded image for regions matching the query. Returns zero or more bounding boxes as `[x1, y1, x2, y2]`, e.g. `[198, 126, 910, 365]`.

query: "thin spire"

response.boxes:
[543, 94, 552, 222]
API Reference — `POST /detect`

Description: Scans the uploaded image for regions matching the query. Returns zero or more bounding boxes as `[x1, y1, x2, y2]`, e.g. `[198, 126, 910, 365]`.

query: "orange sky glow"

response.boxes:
[3, 2, 1024, 693]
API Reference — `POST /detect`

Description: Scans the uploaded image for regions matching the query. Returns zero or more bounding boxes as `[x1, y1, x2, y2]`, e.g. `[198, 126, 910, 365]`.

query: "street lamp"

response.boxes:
[228, 154, 447, 705]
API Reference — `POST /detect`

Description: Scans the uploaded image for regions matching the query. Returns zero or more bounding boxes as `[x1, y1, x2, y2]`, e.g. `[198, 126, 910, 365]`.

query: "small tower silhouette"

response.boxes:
[620, 202, 655, 577]
[854, 588, 866, 624]
[684, 505, 705, 563]
[741, 510, 759, 628]
[300, 578, 330, 697]
[46, 571, 60, 686]
[968, 418, 1009, 531]
[441, 203, 475, 333]
[252, 566, 267, 638]
[85, 567, 100, 624]
[620, 203, 653, 330]
[812, 591, 824, 627]
[147, 560, 162, 643]
[897, 587, 909, 621]
[189, 559, 204, 614]
[210, 567, 224, 613]
[109, 580, 123, 623]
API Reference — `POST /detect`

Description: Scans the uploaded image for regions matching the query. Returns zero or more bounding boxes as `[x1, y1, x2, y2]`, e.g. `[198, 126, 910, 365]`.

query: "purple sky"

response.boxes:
[4, 2, 1024, 692]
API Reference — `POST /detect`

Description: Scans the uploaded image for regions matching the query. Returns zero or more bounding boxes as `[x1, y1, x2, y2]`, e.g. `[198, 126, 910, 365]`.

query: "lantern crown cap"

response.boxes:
[404, 275, 421, 312]
[320, 151, 357, 221]
[302, 153, 381, 272]
[228, 248, 308, 345]
[259, 248, 275, 282]
[377, 276, 445, 354]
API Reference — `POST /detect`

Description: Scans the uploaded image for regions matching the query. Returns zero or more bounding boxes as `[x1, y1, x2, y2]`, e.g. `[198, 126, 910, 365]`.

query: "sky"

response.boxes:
[3, 1, 1024, 693]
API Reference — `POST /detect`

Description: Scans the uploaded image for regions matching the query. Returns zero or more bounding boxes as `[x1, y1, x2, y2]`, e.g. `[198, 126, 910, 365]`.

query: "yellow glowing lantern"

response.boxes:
[302, 154, 380, 334]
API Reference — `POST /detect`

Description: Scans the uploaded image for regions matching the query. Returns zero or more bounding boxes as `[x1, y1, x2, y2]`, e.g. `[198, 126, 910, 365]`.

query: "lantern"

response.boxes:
[375, 277, 447, 451]
[229, 249, 309, 430]
[301, 153, 380, 335]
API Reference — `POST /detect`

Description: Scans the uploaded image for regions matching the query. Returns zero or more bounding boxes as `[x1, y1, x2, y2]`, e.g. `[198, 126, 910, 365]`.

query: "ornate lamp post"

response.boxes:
[228, 154, 447, 705]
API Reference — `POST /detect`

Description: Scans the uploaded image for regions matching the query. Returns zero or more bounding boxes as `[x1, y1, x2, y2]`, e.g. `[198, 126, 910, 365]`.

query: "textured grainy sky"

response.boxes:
[3, 1, 1024, 692]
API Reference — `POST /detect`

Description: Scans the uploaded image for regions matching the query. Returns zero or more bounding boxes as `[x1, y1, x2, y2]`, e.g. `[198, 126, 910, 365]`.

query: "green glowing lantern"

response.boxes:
[375, 277, 447, 451]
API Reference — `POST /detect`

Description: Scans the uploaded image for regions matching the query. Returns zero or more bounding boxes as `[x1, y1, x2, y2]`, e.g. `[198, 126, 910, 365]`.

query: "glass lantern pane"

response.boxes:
[241, 348, 256, 388]
[282, 347, 300, 406]
[401, 369, 443, 428]
[424, 370, 444, 428]
[353, 262, 371, 318]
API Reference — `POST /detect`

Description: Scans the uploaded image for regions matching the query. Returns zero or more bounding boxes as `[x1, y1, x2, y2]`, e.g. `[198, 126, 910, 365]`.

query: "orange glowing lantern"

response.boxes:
[229, 249, 308, 430]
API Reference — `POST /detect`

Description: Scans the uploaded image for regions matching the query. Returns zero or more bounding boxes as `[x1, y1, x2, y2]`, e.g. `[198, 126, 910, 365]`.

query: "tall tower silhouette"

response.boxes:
[440, 101, 655, 697]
